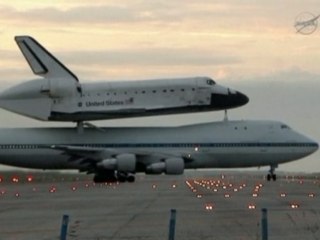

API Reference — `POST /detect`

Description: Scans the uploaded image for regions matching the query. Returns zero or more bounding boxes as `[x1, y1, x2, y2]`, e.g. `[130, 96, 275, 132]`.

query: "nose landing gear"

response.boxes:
[267, 165, 278, 181]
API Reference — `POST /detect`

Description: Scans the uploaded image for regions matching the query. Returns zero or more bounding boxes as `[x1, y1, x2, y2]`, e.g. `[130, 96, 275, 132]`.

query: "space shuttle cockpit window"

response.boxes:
[206, 79, 216, 85]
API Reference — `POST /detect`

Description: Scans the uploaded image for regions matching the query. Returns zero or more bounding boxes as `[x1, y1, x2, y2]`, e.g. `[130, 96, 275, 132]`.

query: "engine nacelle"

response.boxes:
[165, 158, 184, 175]
[146, 158, 184, 175]
[117, 153, 136, 172]
[97, 154, 136, 172]
[98, 158, 117, 169]
[146, 162, 166, 174]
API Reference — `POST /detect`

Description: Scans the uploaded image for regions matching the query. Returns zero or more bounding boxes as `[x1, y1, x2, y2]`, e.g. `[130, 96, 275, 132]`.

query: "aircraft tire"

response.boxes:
[127, 175, 135, 183]
[267, 174, 271, 181]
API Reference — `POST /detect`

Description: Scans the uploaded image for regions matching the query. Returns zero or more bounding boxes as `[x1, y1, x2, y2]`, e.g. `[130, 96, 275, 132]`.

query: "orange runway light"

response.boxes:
[308, 193, 315, 198]
[248, 204, 256, 210]
[224, 193, 230, 198]
[280, 193, 286, 197]
[49, 186, 56, 193]
[205, 203, 214, 211]
[11, 176, 19, 183]
[197, 194, 202, 198]
[27, 176, 33, 182]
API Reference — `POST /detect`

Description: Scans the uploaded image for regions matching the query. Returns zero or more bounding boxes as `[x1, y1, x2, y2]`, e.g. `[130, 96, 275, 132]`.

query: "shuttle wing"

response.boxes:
[15, 36, 79, 81]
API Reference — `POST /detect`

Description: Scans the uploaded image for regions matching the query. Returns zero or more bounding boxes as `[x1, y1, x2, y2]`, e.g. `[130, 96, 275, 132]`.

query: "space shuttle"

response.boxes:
[0, 36, 249, 123]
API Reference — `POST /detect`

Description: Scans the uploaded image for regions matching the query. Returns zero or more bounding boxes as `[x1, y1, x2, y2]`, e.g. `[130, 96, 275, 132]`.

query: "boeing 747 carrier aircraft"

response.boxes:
[0, 36, 248, 124]
[0, 120, 317, 182]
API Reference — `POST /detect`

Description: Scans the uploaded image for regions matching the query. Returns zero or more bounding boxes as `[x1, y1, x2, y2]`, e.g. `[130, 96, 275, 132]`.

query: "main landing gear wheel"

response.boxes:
[267, 165, 278, 181]
[117, 172, 135, 183]
[267, 173, 276, 181]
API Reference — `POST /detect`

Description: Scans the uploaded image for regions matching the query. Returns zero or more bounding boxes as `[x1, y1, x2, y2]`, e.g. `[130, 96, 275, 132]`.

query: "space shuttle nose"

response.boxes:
[211, 90, 249, 110]
[234, 91, 249, 107]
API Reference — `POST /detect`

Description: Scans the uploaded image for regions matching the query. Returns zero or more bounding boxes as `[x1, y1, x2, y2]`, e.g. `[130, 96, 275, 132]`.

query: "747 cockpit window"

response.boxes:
[281, 124, 291, 129]
[206, 79, 216, 85]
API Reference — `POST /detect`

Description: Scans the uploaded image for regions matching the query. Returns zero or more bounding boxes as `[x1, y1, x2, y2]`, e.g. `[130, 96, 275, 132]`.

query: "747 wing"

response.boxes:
[48, 144, 191, 183]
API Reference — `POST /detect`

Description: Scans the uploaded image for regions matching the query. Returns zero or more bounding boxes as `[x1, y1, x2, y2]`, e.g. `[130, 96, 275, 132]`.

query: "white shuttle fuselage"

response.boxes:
[0, 36, 248, 122]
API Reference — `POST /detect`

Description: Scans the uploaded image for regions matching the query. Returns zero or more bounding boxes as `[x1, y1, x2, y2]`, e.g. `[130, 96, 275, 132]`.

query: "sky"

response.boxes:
[0, 0, 319, 172]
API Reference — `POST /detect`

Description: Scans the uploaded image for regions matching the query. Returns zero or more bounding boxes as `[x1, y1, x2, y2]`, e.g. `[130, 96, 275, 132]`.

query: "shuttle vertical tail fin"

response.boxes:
[15, 36, 81, 92]
[0, 36, 84, 121]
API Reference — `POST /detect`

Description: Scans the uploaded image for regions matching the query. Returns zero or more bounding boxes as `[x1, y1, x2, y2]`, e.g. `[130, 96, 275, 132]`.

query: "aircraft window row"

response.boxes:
[0, 143, 315, 149]
[87, 142, 313, 147]
[80, 88, 196, 98]
[73, 143, 315, 148]
[69, 143, 316, 148]
[0, 145, 40, 149]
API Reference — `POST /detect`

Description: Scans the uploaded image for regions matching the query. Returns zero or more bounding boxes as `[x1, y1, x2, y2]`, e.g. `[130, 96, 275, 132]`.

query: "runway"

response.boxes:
[0, 171, 319, 240]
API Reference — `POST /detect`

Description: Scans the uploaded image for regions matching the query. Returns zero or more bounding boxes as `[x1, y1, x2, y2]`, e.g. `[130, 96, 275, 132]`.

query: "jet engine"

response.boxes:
[146, 157, 184, 175]
[165, 157, 184, 174]
[97, 153, 136, 172]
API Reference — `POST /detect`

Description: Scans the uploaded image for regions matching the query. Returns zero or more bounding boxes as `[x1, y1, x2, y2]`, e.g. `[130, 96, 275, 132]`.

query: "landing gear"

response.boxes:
[267, 165, 278, 181]
[93, 170, 135, 183]
[116, 172, 135, 183]
[267, 173, 276, 181]
[93, 173, 117, 183]
[126, 174, 135, 183]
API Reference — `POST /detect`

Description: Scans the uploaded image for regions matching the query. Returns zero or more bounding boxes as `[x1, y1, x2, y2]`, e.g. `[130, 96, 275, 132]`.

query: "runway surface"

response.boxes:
[0, 171, 319, 240]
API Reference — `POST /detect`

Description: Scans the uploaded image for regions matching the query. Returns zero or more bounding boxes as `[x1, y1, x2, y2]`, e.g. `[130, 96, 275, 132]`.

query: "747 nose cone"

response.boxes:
[211, 91, 249, 110]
